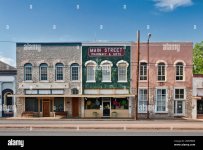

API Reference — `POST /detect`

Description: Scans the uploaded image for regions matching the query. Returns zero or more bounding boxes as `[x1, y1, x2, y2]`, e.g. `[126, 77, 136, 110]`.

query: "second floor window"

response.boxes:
[157, 63, 165, 81]
[40, 63, 48, 81]
[117, 60, 129, 82]
[71, 63, 79, 81]
[140, 62, 147, 80]
[86, 63, 96, 82]
[55, 63, 64, 81]
[24, 63, 32, 81]
[102, 64, 111, 82]
[176, 62, 184, 80]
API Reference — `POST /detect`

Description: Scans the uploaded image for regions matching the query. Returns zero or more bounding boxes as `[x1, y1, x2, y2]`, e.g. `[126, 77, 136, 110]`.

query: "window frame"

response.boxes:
[176, 62, 184, 81]
[138, 88, 148, 113]
[71, 63, 79, 81]
[24, 63, 32, 81]
[155, 88, 168, 113]
[139, 62, 147, 81]
[157, 62, 166, 81]
[40, 63, 48, 81]
[117, 60, 129, 82]
[55, 63, 64, 81]
[100, 60, 113, 83]
[174, 88, 186, 115]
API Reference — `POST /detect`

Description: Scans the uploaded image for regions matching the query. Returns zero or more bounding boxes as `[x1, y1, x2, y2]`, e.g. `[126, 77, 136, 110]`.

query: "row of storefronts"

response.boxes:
[2, 41, 202, 119]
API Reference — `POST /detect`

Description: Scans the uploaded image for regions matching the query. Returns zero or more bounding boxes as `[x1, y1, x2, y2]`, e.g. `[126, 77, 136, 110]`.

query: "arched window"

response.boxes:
[85, 61, 96, 82]
[71, 63, 79, 81]
[140, 62, 147, 80]
[100, 60, 113, 82]
[176, 62, 184, 80]
[157, 63, 165, 81]
[40, 63, 48, 81]
[71, 88, 79, 95]
[55, 63, 64, 81]
[24, 63, 32, 81]
[117, 60, 129, 82]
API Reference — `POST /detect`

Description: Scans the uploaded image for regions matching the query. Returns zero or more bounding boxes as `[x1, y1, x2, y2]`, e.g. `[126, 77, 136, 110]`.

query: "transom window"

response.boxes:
[24, 63, 32, 81]
[157, 63, 165, 81]
[55, 63, 64, 81]
[176, 62, 184, 80]
[156, 89, 167, 112]
[140, 62, 147, 80]
[175, 89, 185, 99]
[71, 63, 79, 81]
[40, 63, 48, 81]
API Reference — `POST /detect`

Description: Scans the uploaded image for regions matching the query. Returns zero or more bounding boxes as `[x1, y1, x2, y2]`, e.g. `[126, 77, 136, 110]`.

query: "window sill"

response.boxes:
[86, 81, 96, 83]
[139, 80, 147, 82]
[175, 80, 185, 82]
[174, 114, 185, 116]
[157, 81, 167, 82]
[138, 112, 147, 114]
[71, 80, 81, 83]
[55, 81, 65, 83]
[23, 81, 33, 83]
[39, 81, 49, 83]
[155, 112, 168, 114]
[118, 81, 127, 83]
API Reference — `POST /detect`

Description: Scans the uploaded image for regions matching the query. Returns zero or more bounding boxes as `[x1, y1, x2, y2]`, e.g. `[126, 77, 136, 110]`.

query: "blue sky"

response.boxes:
[0, 0, 203, 66]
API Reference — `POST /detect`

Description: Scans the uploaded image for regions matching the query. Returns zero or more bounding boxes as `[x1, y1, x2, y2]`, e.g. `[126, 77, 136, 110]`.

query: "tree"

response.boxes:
[193, 41, 203, 74]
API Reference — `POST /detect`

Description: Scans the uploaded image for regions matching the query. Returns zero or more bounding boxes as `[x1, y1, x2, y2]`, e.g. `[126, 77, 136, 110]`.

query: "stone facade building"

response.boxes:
[0, 61, 17, 117]
[131, 42, 193, 119]
[16, 43, 82, 117]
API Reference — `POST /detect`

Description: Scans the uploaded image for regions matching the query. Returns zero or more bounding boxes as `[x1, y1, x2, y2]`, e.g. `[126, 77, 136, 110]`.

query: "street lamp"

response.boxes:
[147, 33, 151, 119]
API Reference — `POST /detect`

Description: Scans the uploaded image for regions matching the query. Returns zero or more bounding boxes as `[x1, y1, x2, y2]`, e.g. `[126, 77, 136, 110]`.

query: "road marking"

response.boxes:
[77, 126, 80, 131]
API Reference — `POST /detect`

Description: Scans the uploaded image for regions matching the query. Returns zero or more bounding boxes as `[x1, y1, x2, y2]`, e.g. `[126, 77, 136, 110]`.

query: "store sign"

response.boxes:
[88, 47, 125, 57]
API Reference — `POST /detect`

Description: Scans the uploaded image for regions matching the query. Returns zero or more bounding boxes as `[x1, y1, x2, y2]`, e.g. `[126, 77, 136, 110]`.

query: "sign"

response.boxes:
[88, 47, 125, 57]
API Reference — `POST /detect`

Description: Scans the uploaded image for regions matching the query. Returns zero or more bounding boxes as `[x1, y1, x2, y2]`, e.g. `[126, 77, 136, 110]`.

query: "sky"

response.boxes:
[0, 0, 203, 66]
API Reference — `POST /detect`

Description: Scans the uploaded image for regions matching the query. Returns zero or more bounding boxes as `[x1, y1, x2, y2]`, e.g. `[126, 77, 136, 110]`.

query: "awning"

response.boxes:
[193, 96, 202, 100]
[8, 94, 135, 98]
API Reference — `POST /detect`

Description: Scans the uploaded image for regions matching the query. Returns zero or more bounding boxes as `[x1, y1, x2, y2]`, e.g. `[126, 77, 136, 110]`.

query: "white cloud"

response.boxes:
[0, 55, 16, 67]
[153, 0, 193, 11]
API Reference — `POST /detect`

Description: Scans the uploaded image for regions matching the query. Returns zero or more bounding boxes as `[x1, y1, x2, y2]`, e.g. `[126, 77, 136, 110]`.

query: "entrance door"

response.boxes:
[72, 98, 79, 117]
[43, 101, 50, 117]
[103, 101, 110, 117]
[197, 100, 203, 119]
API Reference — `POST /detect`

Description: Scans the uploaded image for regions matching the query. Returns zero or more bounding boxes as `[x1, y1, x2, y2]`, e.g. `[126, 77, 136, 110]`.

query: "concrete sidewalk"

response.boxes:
[0, 118, 203, 130]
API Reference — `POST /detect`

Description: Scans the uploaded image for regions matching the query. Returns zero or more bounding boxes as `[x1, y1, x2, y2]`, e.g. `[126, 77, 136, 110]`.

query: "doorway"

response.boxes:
[72, 98, 79, 117]
[43, 101, 50, 117]
[103, 101, 111, 117]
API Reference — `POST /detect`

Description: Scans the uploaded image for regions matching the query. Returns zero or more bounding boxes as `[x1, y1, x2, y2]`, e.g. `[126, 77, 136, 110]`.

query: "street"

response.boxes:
[0, 128, 203, 136]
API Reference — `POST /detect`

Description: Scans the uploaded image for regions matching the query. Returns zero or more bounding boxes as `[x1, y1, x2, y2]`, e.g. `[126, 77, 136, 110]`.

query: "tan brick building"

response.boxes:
[16, 43, 82, 117]
[131, 42, 193, 119]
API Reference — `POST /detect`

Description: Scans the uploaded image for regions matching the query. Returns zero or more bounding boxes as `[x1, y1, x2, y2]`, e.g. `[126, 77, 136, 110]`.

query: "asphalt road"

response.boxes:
[0, 128, 203, 136]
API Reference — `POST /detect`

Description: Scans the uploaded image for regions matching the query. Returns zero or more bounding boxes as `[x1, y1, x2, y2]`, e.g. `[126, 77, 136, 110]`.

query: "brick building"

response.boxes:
[131, 42, 193, 119]
[82, 42, 134, 118]
[0, 61, 17, 117]
[16, 43, 82, 117]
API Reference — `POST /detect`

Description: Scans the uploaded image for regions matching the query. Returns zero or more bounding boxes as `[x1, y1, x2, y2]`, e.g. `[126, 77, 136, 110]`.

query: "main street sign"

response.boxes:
[88, 47, 125, 57]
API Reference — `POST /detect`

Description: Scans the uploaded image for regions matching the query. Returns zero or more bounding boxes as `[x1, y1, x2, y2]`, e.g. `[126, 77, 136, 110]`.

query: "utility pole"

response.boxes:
[135, 30, 140, 120]
[147, 33, 151, 119]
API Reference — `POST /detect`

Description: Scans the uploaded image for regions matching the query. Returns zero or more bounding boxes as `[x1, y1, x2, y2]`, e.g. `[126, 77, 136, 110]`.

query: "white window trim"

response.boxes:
[40, 65, 48, 81]
[139, 61, 148, 81]
[71, 65, 79, 81]
[173, 88, 186, 116]
[24, 65, 32, 81]
[138, 88, 148, 113]
[174, 88, 186, 100]
[117, 60, 128, 82]
[174, 60, 186, 82]
[86, 65, 96, 83]
[55, 64, 64, 81]
[156, 61, 167, 82]
[100, 60, 112, 82]
[155, 88, 168, 113]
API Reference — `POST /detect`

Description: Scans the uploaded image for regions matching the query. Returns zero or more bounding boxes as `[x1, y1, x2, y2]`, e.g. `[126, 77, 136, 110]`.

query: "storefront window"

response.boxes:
[54, 97, 64, 112]
[85, 98, 101, 109]
[111, 98, 128, 109]
[25, 98, 38, 112]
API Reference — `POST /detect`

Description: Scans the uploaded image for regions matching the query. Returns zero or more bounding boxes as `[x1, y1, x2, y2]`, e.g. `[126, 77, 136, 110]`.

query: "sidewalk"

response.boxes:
[0, 117, 203, 130]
